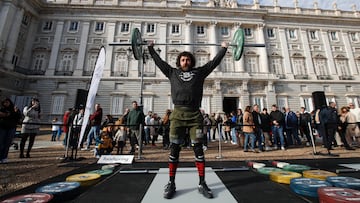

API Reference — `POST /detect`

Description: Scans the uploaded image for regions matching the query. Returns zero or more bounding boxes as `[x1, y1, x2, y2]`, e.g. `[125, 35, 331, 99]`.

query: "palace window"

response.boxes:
[171, 24, 180, 34]
[42, 21, 53, 31]
[197, 25, 205, 35]
[95, 22, 104, 32]
[51, 95, 65, 115]
[69, 21, 79, 32]
[121, 23, 130, 32]
[146, 23, 155, 33]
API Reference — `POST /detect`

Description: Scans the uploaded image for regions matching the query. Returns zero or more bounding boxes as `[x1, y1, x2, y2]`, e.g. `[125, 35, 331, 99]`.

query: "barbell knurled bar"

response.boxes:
[109, 28, 265, 61]
[108, 42, 265, 47]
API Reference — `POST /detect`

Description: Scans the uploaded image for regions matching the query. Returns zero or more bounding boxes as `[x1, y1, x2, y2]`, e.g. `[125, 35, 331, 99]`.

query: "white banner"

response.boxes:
[97, 155, 134, 164]
[78, 47, 106, 148]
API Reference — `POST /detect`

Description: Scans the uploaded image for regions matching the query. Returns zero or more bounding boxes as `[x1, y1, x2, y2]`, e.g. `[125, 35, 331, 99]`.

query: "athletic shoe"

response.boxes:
[281, 146, 285, 150]
[163, 181, 176, 199]
[198, 182, 213, 198]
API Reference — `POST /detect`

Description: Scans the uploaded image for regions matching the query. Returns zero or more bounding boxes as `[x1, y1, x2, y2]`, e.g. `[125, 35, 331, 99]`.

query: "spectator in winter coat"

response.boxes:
[83, 104, 103, 150]
[243, 106, 256, 152]
[299, 107, 312, 146]
[269, 104, 285, 150]
[0, 98, 22, 163]
[284, 107, 301, 146]
[260, 108, 272, 151]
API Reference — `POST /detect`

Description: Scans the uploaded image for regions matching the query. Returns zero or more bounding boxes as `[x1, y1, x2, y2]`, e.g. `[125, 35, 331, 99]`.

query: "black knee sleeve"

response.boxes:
[192, 143, 204, 162]
[169, 143, 181, 163]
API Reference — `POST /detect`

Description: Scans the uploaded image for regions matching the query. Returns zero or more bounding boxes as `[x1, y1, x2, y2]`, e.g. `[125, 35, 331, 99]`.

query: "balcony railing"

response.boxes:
[294, 74, 309, 79]
[339, 75, 354, 80]
[317, 75, 332, 80]
[14, 66, 45, 75]
[54, 71, 73, 76]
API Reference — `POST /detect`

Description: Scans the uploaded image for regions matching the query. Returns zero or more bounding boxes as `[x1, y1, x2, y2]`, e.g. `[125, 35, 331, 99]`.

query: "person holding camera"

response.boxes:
[20, 98, 41, 158]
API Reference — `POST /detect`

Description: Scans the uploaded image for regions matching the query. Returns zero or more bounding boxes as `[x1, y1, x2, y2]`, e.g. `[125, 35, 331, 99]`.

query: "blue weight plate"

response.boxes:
[290, 178, 331, 193]
[326, 176, 360, 190]
[291, 186, 319, 198]
[35, 182, 81, 194]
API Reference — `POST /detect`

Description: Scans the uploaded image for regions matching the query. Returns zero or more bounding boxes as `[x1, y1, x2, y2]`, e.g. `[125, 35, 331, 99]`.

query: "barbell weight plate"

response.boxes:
[269, 171, 302, 184]
[101, 164, 118, 171]
[318, 187, 360, 203]
[87, 169, 113, 176]
[257, 167, 283, 175]
[246, 161, 265, 169]
[0, 193, 54, 203]
[302, 170, 337, 180]
[271, 161, 290, 168]
[131, 28, 143, 60]
[232, 28, 245, 61]
[35, 182, 81, 201]
[65, 173, 101, 187]
[326, 176, 360, 190]
[283, 164, 311, 173]
[290, 178, 332, 198]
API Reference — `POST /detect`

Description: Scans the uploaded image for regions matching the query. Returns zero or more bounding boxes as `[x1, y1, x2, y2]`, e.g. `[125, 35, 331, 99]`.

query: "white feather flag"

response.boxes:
[78, 47, 106, 148]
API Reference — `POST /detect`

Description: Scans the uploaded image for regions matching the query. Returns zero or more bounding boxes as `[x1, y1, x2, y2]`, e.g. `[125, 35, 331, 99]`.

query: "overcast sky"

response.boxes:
[195, 0, 360, 11]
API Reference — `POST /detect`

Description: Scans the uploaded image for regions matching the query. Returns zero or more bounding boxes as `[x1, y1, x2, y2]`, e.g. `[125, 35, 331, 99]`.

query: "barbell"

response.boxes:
[109, 28, 265, 61]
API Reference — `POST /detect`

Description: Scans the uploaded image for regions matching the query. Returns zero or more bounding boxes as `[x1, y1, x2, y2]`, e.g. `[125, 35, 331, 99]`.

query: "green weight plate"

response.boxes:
[257, 167, 283, 175]
[232, 28, 245, 61]
[131, 28, 143, 60]
[87, 169, 113, 176]
[283, 164, 311, 173]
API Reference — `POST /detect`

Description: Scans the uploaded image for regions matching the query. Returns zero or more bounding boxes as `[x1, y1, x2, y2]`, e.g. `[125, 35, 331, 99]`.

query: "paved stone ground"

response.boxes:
[0, 132, 359, 197]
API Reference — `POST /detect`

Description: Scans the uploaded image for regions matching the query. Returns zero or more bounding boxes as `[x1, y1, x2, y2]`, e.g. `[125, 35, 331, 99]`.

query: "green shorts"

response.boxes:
[169, 106, 204, 144]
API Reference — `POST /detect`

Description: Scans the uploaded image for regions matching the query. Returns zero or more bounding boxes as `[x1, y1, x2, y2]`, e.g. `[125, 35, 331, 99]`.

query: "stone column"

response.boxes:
[299, 29, 315, 75]
[103, 21, 116, 77]
[320, 30, 336, 76]
[74, 21, 90, 76]
[46, 21, 64, 76]
[19, 19, 39, 70]
[257, 24, 269, 73]
[278, 28, 292, 75]
[0, 2, 16, 53]
[209, 21, 217, 59]
[184, 20, 192, 52]
[341, 32, 358, 75]
[3, 7, 23, 70]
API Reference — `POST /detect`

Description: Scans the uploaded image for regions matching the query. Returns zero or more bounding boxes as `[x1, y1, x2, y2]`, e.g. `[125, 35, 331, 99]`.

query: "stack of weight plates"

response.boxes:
[0, 193, 53, 203]
[326, 176, 360, 190]
[66, 173, 101, 187]
[318, 187, 360, 203]
[303, 170, 337, 180]
[257, 167, 284, 175]
[35, 182, 81, 202]
[271, 161, 290, 169]
[290, 178, 332, 197]
[87, 169, 113, 176]
[269, 171, 302, 184]
[283, 164, 311, 173]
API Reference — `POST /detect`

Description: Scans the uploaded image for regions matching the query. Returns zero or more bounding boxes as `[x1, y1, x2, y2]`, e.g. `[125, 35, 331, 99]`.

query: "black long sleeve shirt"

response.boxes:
[148, 46, 227, 108]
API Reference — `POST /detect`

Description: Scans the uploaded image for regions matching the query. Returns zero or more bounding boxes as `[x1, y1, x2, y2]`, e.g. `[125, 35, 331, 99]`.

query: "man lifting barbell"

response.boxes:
[147, 40, 229, 199]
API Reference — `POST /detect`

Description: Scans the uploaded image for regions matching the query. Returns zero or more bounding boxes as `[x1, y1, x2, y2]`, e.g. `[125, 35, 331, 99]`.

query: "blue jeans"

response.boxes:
[0, 128, 16, 160]
[231, 127, 238, 144]
[256, 128, 264, 151]
[244, 132, 256, 151]
[86, 125, 100, 148]
[272, 125, 285, 148]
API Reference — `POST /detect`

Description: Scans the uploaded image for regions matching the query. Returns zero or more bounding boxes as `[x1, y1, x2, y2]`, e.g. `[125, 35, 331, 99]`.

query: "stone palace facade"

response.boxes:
[0, 0, 359, 120]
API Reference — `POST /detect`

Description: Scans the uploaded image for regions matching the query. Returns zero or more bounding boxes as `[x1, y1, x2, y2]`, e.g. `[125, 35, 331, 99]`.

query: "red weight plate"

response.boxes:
[0, 193, 53, 203]
[318, 187, 360, 203]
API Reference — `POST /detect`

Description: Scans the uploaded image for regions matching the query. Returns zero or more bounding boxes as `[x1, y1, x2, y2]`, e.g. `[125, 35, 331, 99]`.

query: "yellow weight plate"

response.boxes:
[302, 170, 337, 180]
[66, 173, 101, 187]
[269, 171, 302, 184]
